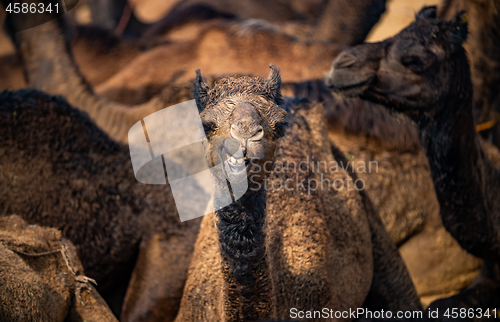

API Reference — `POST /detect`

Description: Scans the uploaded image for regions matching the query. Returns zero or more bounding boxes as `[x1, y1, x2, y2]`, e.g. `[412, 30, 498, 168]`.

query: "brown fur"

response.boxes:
[12, 13, 476, 306]
[326, 5, 500, 311]
[0, 88, 204, 321]
[95, 20, 344, 104]
[175, 70, 421, 321]
[0, 215, 117, 322]
[281, 80, 483, 303]
[68, 25, 147, 86]
[145, 0, 385, 47]
[96, 0, 388, 105]
[0, 54, 26, 91]
[0, 25, 147, 93]
[439, 0, 500, 128]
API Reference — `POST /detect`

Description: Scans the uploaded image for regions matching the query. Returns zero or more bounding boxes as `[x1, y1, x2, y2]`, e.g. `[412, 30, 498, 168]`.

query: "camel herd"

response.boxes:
[0, 0, 499, 321]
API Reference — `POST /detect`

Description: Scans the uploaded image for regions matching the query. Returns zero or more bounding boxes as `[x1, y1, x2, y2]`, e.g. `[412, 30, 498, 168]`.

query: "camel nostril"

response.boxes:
[230, 125, 244, 141]
[249, 126, 264, 141]
[333, 52, 358, 69]
[231, 124, 263, 141]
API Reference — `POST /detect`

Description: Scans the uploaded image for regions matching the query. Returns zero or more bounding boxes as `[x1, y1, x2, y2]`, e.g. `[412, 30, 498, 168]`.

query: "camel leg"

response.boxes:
[426, 261, 500, 321]
[120, 231, 198, 322]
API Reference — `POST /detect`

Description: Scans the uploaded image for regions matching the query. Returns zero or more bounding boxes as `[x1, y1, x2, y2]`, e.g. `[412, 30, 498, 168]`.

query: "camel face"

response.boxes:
[193, 65, 288, 187]
[326, 6, 469, 113]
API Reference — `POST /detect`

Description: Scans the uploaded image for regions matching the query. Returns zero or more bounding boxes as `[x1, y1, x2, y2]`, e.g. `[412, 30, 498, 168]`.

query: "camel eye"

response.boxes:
[401, 55, 427, 70]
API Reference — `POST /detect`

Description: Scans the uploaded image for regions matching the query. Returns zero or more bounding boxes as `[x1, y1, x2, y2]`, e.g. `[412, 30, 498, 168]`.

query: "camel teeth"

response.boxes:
[237, 158, 243, 164]
[229, 156, 237, 164]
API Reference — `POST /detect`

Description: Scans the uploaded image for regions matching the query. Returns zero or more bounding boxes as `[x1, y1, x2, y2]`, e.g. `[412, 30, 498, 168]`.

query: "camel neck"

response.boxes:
[417, 89, 500, 260]
[215, 188, 272, 321]
[13, 18, 100, 113]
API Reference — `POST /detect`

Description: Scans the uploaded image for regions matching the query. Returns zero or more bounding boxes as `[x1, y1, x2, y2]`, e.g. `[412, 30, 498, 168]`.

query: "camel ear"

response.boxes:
[194, 69, 211, 113]
[266, 64, 283, 105]
[416, 6, 437, 19]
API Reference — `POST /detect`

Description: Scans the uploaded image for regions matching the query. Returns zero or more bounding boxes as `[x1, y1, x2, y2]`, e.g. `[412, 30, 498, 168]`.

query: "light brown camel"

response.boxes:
[175, 66, 421, 321]
[326, 5, 500, 313]
[0, 215, 117, 322]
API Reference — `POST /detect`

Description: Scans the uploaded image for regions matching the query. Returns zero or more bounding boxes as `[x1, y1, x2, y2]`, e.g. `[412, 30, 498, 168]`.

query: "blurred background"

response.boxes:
[0, 0, 441, 56]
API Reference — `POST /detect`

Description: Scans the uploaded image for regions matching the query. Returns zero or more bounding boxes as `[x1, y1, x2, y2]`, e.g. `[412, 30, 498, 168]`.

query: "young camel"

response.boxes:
[326, 5, 500, 311]
[0, 215, 117, 322]
[175, 66, 421, 321]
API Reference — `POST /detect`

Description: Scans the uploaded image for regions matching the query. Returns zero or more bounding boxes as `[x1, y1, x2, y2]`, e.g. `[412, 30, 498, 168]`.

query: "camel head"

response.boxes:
[325, 6, 470, 119]
[194, 65, 288, 188]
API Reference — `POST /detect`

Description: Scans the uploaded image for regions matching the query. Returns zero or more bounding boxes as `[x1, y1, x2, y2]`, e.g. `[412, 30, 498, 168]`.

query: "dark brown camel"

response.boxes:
[0, 215, 117, 322]
[439, 0, 500, 148]
[0, 88, 204, 322]
[175, 66, 421, 321]
[326, 5, 500, 313]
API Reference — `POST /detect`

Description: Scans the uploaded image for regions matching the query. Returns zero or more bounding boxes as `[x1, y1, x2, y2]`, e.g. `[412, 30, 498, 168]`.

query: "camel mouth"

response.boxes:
[221, 149, 252, 184]
[326, 75, 375, 98]
[224, 152, 246, 174]
[362, 90, 426, 111]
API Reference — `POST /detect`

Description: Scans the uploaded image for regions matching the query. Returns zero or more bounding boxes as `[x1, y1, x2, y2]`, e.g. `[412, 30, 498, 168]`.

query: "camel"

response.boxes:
[0, 88, 205, 321]
[326, 5, 500, 312]
[0, 22, 150, 90]
[281, 80, 487, 306]
[0, 215, 117, 322]
[439, 0, 500, 147]
[174, 66, 421, 321]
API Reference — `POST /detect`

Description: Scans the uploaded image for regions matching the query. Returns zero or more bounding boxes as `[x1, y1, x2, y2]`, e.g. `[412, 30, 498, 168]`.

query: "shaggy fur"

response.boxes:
[175, 70, 421, 321]
[281, 80, 483, 304]
[0, 89, 203, 321]
[0, 215, 117, 322]
[326, 5, 500, 312]
[439, 0, 500, 143]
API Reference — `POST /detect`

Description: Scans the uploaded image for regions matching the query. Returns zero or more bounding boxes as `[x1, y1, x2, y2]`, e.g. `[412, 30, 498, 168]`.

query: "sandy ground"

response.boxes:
[0, 0, 441, 57]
